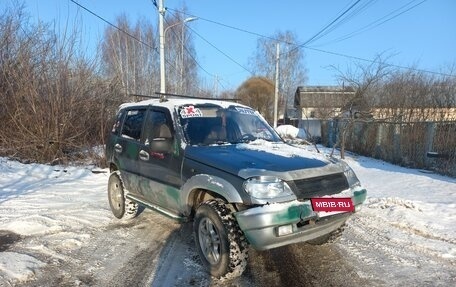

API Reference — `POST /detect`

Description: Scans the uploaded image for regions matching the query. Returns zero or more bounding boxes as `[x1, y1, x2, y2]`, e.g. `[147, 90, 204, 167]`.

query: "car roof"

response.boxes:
[119, 98, 249, 111]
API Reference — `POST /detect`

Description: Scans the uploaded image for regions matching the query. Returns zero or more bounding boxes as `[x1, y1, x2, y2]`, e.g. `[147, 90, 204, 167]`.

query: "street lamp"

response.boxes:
[180, 17, 197, 94]
[161, 17, 197, 94]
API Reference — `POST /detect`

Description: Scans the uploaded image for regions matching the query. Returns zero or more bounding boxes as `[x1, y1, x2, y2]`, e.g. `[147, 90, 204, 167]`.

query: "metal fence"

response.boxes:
[314, 119, 456, 177]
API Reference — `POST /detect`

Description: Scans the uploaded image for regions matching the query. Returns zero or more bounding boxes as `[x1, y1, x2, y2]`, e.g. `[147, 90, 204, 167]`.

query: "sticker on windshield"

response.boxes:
[180, 106, 203, 118]
[235, 107, 256, 115]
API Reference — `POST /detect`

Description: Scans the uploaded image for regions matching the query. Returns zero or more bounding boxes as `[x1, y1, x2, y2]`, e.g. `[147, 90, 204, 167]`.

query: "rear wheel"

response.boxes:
[107, 171, 139, 220]
[194, 200, 248, 279]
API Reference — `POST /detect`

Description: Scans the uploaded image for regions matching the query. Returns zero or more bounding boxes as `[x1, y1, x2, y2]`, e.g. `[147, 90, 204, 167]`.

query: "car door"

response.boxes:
[113, 108, 147, 195]
[137, 107, 184, 213]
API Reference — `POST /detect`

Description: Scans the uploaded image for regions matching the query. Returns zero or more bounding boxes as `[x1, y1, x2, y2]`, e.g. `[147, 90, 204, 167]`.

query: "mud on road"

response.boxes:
[9, 210, 378, 287]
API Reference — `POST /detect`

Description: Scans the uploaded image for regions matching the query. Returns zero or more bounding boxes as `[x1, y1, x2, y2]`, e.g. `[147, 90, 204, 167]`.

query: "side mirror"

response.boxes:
[150, 138, 172, 153]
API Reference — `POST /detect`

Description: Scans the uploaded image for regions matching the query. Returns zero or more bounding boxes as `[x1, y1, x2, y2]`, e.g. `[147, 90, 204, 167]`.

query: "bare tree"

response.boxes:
[101, 14, 159, 97]
[249, 31, 307, 119]
[100, 10, 198, 97]
[0, 3, 120, 164]
[331, 54, 392, 158]
[163, 11, 198, 95]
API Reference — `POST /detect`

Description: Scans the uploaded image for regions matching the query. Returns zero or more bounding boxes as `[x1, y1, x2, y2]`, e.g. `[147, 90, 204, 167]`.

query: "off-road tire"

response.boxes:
[194, 199, 249, 279]
[107, 171, 139, 220]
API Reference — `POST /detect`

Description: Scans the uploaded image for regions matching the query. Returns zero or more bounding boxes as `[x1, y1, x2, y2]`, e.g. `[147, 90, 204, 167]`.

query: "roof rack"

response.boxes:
[128, 92, 241, 103]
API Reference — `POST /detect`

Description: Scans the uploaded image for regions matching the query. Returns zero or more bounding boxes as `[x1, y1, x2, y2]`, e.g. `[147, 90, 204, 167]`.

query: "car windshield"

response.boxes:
[178, 104, 282, 146]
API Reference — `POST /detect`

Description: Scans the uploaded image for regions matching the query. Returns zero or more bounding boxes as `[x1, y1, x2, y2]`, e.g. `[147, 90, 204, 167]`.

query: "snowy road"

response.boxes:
[0, 153, 455, 286]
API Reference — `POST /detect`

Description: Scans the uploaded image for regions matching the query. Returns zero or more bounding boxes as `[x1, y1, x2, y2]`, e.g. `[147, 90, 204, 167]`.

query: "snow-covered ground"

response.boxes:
[0, 141, 455, 285]
[337, 153, 456, 285]
[0, 159, 112, 284]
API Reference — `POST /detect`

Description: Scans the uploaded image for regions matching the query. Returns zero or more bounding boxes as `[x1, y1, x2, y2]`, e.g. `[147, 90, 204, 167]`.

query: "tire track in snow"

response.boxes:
[338, 211, 456, 286]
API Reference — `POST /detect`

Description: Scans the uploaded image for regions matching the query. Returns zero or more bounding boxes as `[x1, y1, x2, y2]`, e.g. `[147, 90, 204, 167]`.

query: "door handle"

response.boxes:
[139, 150, 150, 161]
[114, 144, 122, 153]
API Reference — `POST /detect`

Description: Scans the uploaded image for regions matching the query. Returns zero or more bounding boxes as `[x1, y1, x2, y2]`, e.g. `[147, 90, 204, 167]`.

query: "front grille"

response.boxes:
[292, 172, 349, 199]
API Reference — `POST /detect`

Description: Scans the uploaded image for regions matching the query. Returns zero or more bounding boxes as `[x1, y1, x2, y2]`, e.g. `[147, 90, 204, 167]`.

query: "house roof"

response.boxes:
[294, 85, 355, 107]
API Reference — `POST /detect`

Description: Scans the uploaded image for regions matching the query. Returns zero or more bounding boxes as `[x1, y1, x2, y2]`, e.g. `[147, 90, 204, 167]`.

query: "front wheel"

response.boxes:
[194, 200, 249, 279]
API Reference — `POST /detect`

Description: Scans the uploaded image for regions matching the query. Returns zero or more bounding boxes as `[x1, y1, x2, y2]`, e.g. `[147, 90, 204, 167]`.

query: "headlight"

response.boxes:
[243, 176, 294, 199]
[342, 162, 360, 188]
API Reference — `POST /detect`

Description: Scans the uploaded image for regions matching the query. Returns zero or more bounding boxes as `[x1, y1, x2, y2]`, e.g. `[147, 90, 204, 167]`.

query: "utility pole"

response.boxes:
[273, 43, 280, 128]
[158, 0, 166, 93]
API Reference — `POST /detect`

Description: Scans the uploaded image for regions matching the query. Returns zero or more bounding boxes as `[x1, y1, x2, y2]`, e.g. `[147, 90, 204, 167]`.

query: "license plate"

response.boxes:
[311, 198, 354, 216]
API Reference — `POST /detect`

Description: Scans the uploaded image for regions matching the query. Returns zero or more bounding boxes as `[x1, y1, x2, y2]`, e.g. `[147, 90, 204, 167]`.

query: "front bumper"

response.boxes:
[233, 188, 367, 250]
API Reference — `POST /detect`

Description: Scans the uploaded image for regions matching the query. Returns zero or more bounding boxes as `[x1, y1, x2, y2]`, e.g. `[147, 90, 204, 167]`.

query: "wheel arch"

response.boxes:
[109, 162, 118, 173]
[181, 174, 243, 217]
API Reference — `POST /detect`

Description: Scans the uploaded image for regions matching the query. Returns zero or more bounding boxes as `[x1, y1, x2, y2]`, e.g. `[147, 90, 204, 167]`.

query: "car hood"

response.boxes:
[184, 141, 338, 179]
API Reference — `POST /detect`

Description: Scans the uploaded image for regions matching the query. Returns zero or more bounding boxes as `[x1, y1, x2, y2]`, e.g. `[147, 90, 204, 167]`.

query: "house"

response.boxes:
[294, 86, 356, 119]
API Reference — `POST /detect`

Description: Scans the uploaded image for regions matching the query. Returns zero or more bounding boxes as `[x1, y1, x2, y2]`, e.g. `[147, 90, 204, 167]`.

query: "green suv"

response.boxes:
[105, 96, 367, 278]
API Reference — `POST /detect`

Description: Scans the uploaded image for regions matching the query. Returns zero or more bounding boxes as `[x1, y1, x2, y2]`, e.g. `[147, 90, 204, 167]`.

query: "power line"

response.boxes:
[187, 25, 256, 87]
[72, 0, 455, 86]
[169, 5, 455, 80]
[163, 15, 215, 78]
[166, 7, 280, 43]
[298, 0, 362, 48]
[164, 10, 255, 88]
[71, 0, 225, 94]
[187, 26, 253, 76]
[305, 46, 455, 78]
[308, 0, 379, 46]
[316, 0, 427, 47]
[70, 0, 158, 53]
[162, 15, 222, 93]
[70, 0, 210, 94]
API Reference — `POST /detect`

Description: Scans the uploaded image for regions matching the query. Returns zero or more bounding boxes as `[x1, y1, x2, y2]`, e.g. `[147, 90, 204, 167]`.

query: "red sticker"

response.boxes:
[180, 106, 203, 118]
[311, 198, 354, 212]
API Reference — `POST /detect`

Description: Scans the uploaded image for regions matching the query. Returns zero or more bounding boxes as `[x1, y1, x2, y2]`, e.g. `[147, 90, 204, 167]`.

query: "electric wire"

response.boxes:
[167, 5, 455, 80]
[316, 0, 428, 47]
[305, 46, 454, 78]
[70, 0, 158, 53]
[308, 0, 379, 46]
[72, 0, 455, 87]
[297, 0, 362, 49]
[166, 7, 280, 43]
[163, 15, 216, 80]
[70, 0, 209, 94]
[162, 15, 225, 93]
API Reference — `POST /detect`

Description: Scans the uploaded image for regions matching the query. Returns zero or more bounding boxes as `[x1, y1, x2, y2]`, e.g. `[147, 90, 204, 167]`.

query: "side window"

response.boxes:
[111, 110, 125, 134]
[121, 109, 146, 141]
[143, 110, 172, 145]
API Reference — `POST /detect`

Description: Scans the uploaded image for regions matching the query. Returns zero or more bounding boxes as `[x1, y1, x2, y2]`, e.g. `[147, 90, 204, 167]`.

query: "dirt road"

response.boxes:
[10, 210, 377, 287]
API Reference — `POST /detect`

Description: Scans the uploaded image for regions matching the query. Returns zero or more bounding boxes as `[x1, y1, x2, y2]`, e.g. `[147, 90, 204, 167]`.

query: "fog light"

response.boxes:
[277, 225, 293, 236]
